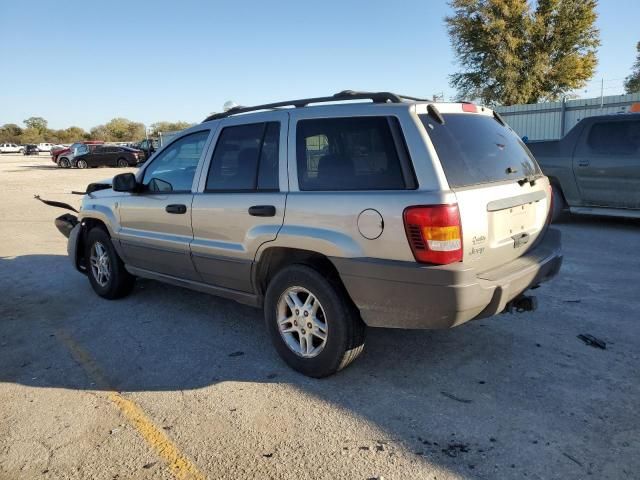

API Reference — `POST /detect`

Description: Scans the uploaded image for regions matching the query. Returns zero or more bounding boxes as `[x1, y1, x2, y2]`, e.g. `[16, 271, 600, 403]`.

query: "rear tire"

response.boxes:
[117, 158, 129, 167]
[85, 228, 135, 299]
[264, 264, 366, 377]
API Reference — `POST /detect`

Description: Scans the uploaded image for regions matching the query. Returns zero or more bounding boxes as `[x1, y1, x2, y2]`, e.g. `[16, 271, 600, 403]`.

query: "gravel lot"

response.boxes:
[1, 153, 639, 480]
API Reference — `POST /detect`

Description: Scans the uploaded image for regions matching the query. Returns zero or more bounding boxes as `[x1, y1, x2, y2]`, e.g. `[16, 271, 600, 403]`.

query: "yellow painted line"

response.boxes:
[56, 329, 206, 480]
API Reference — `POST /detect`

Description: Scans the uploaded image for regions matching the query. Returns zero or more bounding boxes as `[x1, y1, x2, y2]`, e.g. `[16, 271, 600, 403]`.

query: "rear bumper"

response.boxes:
[332, 228, 562, 329]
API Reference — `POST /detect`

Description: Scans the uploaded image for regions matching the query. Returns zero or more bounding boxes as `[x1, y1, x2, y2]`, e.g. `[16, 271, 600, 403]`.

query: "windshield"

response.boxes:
[420, 113, 542, 188]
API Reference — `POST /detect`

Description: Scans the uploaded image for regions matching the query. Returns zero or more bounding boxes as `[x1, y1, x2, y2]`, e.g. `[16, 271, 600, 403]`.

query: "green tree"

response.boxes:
[23, 116, 48, 134]
[65, 126, 89, 142]
[0, 124, 23, 143]
[50, 126, 89, 143]
[624, 41, 640, 94]
[446, 0, 600, 105]
[20, 128, 44, 144]
[89, 125, 112, 141]
[149, 121, 193, 136]
[89, 118, 145, 142]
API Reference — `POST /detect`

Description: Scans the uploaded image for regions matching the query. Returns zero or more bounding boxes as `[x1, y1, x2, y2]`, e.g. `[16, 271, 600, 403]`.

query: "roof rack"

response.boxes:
[203, 90, 428, 122]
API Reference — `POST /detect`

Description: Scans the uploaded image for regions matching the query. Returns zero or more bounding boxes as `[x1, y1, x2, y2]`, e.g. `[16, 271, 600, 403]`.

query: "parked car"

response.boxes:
[0, 143, 24, 154]
[54, 141, 104, 168]
[37, 143, 55, 152]
[24, 144, 40, 155]
[56, 90, 562, 377]
[528, 113, 640, 219]
[51, 145, 67, 158]
[73, 145, 144, 168]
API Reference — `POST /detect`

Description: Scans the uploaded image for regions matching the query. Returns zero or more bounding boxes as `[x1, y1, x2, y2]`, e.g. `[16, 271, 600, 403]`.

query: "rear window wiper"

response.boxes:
[505, 166, 537, 186]
[493, 110, 506, 126]
[517, 174, 537, 186]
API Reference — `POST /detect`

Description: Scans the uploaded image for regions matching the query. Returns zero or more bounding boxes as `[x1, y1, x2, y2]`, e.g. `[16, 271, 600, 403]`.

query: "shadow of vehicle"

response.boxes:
[1, 248, 639, 478]
[5, 164, 60, 172]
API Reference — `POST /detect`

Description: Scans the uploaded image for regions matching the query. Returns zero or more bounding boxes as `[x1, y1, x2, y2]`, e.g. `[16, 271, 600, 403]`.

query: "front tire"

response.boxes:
[76, 159, 88, 169]
[264, 265, 366, 377]
[85, 228, 135, 299]
[59, 157, 70, 168]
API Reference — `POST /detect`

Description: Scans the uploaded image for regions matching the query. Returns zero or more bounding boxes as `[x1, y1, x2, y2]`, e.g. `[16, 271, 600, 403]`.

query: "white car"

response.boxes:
[0, 143, 24, 154]
[37, 143, 56, 152]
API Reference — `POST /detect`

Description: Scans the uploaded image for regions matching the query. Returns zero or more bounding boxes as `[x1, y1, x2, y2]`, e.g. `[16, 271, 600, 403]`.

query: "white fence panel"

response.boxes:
[495, 93, 640, 140]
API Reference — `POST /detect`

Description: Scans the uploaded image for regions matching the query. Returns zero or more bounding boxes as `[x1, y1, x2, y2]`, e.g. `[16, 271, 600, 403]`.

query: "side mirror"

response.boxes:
[112, 172, 138, 192]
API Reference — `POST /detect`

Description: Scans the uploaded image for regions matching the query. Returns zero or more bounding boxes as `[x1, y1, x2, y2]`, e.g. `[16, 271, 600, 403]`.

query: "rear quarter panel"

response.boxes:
[262, 104, 455, 263]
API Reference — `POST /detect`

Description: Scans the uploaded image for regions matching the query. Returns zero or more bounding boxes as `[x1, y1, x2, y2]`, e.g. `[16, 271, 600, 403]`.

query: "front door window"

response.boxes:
[142, 130, 210, 193]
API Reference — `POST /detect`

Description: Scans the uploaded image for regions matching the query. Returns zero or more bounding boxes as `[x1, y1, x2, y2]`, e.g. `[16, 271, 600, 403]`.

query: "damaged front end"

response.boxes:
[35, 181, 113, 274]
[54, 213, 79, 238]
[34, 181, 111, 239]
[34, 195, 79, 238]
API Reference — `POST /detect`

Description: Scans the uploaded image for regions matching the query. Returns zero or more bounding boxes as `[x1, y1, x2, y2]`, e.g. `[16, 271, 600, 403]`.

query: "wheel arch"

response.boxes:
[75, 215, 124, 269]
[547, 175, 567, 203]
[253, 247, 354, 307]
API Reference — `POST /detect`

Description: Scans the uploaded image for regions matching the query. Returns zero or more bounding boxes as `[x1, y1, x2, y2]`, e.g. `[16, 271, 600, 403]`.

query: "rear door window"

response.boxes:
[420, 113, 542, 188]
[205, 122, 280, 191]
[587, 121, 640, 155]
[296, 116, 410, 191]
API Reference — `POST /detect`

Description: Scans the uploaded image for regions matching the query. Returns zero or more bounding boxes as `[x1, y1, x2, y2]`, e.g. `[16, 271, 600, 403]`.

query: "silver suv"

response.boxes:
[60, 91, 562, 377]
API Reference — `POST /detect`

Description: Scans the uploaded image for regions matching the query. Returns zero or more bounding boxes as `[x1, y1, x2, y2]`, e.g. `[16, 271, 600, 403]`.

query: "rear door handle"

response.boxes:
[248, 205, 276, 217]
[165, 204, 187, 214]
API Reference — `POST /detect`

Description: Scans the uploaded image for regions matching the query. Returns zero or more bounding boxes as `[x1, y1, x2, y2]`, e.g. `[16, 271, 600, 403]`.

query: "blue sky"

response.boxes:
[0, 0, 638, 129]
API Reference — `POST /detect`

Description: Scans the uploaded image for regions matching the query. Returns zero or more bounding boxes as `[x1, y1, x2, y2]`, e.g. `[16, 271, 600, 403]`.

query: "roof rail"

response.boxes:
[203, 90, 428, 122]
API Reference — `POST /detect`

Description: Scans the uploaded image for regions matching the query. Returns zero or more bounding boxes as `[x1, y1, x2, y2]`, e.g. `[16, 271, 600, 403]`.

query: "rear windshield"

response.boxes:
[420, 113, 541, 188]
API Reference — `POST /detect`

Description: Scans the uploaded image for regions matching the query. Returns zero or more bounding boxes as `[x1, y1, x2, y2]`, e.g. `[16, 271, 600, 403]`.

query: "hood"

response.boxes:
[85, 177, 113, 196]
[53, 147, 70, 157]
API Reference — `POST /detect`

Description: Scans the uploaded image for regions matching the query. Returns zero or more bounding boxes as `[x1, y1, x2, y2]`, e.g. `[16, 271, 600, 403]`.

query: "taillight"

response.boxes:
[462, 103, 478, 113]
[403, 204, 463, 265]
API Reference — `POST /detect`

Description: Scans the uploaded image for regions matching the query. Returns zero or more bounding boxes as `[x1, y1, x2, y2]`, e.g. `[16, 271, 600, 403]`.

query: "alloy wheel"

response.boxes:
[90, 241, 111, 287]
[277, 286, 328, 358]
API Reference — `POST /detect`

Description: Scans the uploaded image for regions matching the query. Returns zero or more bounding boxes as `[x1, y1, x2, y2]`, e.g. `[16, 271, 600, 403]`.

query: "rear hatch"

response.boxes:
[418, 106, 551, 273]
